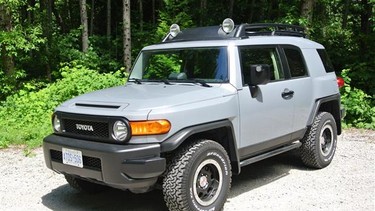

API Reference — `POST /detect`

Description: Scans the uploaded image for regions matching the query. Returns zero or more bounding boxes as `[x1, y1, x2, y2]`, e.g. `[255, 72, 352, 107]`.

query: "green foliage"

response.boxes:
[0, 25, 45, 57]
[154, 0, 194, 42]
[0, 63, 127, 149]
[0, 69, 26, 99]
[340, 69, 375, 129]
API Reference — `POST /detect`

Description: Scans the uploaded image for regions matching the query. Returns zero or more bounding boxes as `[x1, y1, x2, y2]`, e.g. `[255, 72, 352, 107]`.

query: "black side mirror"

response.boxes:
[249, 64, 271, 86]
[248, 64, 270, 98]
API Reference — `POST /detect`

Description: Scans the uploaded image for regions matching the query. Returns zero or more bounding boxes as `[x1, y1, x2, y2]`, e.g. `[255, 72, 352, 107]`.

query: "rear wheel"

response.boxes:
[163, 140, 231, 211]
[65, 175, 107, 193]
[300, 112, 338, 168]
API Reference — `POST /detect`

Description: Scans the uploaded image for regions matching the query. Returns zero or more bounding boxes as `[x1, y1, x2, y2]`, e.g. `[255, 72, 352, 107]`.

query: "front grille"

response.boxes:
[63, 119, 109, 138]
[55, 112, 130, 144]
[50, 150, 102, 171]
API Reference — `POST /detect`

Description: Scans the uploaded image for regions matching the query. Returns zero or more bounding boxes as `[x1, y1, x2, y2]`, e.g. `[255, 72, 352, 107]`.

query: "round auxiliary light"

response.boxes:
[169, 24, 181, 38]
[222, 18, 235, 33]
[113, 120, 129, 142]
[53, 115, 61, 133]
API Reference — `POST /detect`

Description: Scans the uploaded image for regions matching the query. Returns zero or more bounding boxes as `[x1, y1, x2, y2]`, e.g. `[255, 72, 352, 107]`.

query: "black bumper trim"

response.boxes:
[43, 134, 166, 190]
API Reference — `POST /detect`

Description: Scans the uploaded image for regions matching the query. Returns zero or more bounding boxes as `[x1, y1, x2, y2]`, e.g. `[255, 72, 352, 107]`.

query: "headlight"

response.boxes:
[112, 120, 129, 142]
[52, 114, 61, 133]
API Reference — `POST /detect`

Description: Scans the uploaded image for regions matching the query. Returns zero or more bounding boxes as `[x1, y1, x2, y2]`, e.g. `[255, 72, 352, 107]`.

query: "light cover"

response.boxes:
[113, 120, 129, 141]
[170, 24, 181, 37]
[53, 115, 61, 132]
[222, 18, 235, 33]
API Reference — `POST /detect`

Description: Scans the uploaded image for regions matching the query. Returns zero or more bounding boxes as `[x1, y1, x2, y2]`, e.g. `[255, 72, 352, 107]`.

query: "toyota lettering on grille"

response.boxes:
[76, 124, 94, 131]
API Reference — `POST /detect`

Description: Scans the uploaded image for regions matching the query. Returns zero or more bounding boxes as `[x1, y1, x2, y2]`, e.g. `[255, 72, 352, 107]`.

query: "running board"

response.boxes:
[240, 142, 302, 167]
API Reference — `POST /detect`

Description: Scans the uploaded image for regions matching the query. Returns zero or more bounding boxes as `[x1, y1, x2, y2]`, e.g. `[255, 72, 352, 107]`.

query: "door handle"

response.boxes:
[281, 89, 294, 99]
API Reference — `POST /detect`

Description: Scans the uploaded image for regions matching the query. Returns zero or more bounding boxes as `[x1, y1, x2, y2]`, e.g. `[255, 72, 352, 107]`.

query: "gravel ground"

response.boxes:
[0, 129, 374, 211]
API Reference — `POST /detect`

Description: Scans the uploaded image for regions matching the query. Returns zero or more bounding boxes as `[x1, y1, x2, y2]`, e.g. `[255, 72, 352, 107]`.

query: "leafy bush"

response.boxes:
[0, 69, 26, 100]
[0, 62, 126, 149]
[340, 69, 375, 129]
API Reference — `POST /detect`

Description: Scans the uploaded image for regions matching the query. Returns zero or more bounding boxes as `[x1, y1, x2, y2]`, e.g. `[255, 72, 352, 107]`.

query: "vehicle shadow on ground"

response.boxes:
[229, 149, 309, 198]
[41, 150, 310, 210]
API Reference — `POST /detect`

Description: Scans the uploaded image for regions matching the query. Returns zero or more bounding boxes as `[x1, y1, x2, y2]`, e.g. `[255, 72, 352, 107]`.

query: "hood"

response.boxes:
[57, 83, 236, 118]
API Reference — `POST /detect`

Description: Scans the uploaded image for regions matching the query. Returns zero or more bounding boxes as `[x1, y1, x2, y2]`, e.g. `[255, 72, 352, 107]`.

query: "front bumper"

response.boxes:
[43, 134, 166, 191]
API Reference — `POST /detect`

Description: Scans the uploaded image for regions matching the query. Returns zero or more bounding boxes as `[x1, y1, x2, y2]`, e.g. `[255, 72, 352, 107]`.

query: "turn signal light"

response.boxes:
[337, 77, 345, 88]
[130, 120, 171, 135]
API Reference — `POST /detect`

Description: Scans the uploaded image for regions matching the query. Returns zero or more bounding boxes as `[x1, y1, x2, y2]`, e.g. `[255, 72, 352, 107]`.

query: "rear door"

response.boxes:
[280, 46, 313, 139]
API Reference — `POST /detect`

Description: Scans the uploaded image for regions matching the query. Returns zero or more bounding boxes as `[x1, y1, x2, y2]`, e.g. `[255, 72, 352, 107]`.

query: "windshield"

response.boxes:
[129, 47, 228, 83]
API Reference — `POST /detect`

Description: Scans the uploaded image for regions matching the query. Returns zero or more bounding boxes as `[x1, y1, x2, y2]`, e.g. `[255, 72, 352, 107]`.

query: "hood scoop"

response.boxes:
[75, 102, 122, 109]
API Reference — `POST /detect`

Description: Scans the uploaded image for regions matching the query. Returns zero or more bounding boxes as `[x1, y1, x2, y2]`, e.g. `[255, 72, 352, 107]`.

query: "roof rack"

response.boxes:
[235, 23, 306, 38]
[162, 20, 306, 43]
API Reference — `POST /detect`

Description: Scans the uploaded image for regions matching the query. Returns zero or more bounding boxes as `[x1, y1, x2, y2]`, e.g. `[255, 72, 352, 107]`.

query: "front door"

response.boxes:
[237, 46, 295, 159]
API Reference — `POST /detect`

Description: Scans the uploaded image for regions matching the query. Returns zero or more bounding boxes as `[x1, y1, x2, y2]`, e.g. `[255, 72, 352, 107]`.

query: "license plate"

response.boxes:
[62, 148, 83, 168]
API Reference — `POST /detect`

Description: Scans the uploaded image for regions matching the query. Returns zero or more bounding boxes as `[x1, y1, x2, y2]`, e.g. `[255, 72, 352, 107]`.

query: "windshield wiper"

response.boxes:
[177, 79, 212, 87]
[147, 79, 173, 85]
[193, 79, 212, 87]
[129, 78, 142, 84]
[162, 79, 172, 85]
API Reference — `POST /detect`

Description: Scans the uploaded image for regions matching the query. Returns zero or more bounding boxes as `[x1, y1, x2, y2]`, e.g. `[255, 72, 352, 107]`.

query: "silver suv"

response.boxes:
[43, 19, 345, 211]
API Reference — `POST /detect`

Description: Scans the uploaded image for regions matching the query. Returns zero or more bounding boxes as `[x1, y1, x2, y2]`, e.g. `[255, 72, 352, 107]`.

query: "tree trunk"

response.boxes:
[107, 0, 111, 41]
[139, 0, 143, 32]
[80, 0, 89, 53]
[342, 0, 350, 29]
[200, 0, 207, 26]
[228, 0, 234, 18]
[359, 0, 371, 55]
[90, 0, 94, 36]
[52, 0, 67, 33]
[0, 4, 15, 76]
[249, 0, 255, 23]
[360, 0, 371, 35]
[40, 0, 53, 80]
[123, 0, 131, 72]
[152, 0, 155, 27]
[28, 0, 36, 24]
[301, 0, 315, 25]
[66, 0, 72, 29]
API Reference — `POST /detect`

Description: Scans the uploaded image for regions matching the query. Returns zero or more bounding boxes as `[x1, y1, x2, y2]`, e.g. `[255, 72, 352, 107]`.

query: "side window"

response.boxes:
[317, 49, 335, 73]
[239, 47, 284, 85]
[284, 48, 307, 77]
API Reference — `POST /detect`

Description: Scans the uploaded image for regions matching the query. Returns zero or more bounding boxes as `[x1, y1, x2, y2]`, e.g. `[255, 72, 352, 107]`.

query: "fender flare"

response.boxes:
[160, 120, 241, 174]
[307, 94, 343, 135]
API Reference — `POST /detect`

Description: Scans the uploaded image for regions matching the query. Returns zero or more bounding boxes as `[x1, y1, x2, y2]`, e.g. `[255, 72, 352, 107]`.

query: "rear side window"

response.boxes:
[317, 49, 335, 73]
[284, 48, 307, 77]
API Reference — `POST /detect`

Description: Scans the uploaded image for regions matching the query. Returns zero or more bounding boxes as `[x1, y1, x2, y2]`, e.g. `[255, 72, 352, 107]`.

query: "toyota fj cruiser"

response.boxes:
[43, 18, 345, 211]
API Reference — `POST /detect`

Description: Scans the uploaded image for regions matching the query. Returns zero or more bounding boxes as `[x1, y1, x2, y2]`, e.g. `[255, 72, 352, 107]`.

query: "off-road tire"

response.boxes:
[300, 112, 337, 169]
[65, 175, 107, 193]
[163, 140, 231, 211]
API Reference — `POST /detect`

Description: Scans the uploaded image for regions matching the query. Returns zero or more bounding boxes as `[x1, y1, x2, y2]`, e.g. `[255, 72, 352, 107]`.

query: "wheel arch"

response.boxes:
[307, 94, 342, 135]
[160, 120, 241, 174]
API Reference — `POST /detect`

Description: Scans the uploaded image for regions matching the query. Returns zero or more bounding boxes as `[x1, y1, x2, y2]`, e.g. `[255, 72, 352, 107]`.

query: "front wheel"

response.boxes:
[163, 140, 231, 211]
[300, 112, 338, 169]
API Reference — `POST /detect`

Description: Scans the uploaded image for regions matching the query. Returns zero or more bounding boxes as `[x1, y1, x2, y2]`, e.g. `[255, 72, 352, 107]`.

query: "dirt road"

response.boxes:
[0, 129, 374, 210]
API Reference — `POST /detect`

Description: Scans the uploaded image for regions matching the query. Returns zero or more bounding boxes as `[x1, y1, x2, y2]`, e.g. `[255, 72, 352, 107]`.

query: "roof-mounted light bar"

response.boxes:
[222, 18, 235, 34]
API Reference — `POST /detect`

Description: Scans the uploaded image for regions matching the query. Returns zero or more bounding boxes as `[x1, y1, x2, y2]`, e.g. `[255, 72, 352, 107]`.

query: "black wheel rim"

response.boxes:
[319, 123, 334, 157]
[193, 159, 223, 206]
